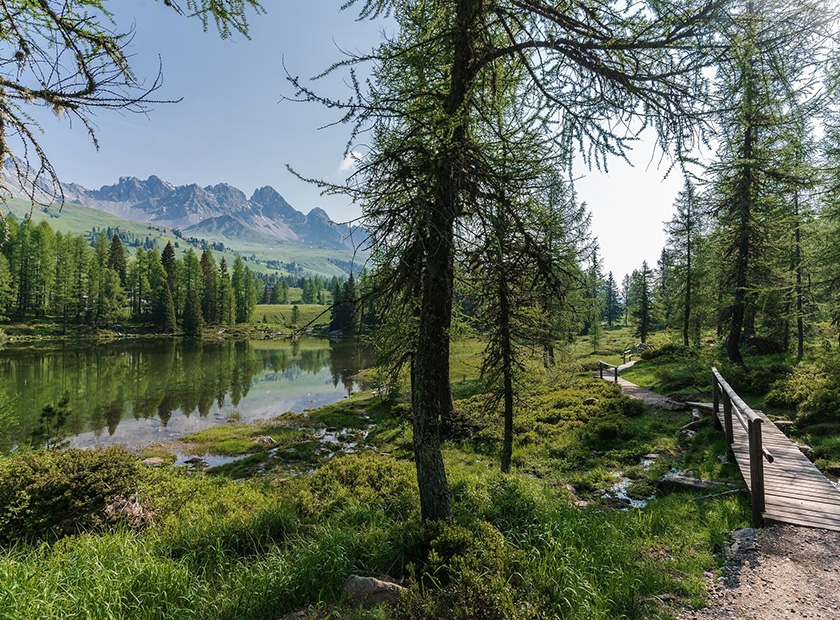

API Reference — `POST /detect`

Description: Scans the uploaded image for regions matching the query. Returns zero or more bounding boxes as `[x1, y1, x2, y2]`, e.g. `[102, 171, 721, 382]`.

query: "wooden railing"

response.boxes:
[598, 360, 619, 383]
[712, 366, 774, 527]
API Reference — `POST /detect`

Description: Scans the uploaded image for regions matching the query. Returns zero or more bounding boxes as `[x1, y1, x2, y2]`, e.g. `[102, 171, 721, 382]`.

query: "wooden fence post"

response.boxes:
[712, 376, 722, 431]
[599, 363, 603, 380]
[723, 394, 735, 463]
[748, 418, 766, 528]
[614, 365, 618, 383]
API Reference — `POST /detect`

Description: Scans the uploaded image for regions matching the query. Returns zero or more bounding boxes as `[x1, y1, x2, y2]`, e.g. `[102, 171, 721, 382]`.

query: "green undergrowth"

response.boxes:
[0, 361, 753, 619]
[0, 450, 748, 619]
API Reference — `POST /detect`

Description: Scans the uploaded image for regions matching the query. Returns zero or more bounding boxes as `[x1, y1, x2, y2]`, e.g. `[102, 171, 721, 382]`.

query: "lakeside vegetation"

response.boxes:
[0, 334, 755, 619]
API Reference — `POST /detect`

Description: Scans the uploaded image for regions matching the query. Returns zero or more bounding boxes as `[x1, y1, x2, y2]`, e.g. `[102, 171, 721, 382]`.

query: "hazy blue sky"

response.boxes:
[32, 1, 686, 280]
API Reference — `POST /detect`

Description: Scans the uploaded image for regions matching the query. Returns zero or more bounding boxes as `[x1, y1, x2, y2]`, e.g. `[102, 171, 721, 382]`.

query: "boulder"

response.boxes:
[251, 435, 277, 447]
[344, 575, 406, 607]
[663, 399, 687, 411]
[140, 457, 165, 467]
[678, 429, 697, 444]
[797, 443, 815, 462]
[583, 397, 599, 406]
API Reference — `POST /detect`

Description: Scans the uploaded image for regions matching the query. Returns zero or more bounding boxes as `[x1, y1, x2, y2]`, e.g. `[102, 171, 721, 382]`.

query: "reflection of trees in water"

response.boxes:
[4, 338, 344, 440]
[329, 341, 370, 397]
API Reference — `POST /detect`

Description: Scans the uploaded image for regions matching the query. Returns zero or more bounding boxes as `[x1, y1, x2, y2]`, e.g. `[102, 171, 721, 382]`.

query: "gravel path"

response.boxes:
[678, 525, 840, 619]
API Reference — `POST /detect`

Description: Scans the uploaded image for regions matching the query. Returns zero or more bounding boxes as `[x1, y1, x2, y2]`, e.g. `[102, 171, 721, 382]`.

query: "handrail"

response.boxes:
[712, 367, 774, 463]
[598, 360, 619, 383]
[712, 366, 773, 528]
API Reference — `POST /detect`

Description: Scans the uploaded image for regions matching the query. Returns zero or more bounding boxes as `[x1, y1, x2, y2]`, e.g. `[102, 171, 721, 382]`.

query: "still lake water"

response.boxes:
[1, 337, 368, 450]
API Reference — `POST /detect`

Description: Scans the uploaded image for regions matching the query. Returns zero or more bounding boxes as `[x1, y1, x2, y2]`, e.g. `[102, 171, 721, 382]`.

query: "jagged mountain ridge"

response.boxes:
[1, 162, 361, 251]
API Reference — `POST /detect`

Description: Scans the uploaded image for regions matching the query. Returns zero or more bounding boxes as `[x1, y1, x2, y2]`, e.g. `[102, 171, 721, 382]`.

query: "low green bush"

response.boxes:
[0, 446, 141, 544]
[716, 360, 792, 395]
[766, 355, 840, 424]
[292, 453, 419, 521]
[640, 343, 697, 361]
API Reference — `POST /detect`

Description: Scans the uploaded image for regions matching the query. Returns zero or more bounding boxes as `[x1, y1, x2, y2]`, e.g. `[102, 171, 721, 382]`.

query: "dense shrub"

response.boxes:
[766, 355, 840, 424]
[716, 361, 792, 395]
[640, 343, 697, 361]
[292, 453, 419, 521]
[0, 446, 141, 544]
[394, 519, 531, 620]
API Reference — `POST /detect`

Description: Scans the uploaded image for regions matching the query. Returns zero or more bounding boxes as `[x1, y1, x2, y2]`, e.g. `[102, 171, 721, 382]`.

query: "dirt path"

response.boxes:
[678, 525, 840, 619]
[598, 369, 840, 619]
[598, 361, 672, 408]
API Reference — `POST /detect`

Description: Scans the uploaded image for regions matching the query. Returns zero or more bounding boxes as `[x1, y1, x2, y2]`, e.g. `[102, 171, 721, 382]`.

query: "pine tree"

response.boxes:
[200, 249, 219, 324]
[182, 287, 205, 337]
[630, 262, 654, 344]
[665, 180, 707, 346]
[108, 234, 127, 286]
[218, 258, 235, 326]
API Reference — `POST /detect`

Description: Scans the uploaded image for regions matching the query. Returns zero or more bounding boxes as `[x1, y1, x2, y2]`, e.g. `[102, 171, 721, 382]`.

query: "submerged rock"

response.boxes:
[681, 419, 708, 433]
[251, 435, 277, 447]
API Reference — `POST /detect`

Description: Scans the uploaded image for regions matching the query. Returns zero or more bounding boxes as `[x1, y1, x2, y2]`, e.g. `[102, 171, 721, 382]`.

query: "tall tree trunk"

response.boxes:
[683, 224, 692, 347]
[794, 192, 804, 359]
[411, 0, 482, 521]
[412, 204, 454, 521]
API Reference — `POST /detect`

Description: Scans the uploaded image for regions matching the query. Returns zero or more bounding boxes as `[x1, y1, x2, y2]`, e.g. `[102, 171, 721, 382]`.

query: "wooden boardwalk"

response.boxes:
[717, 408, 840, 531]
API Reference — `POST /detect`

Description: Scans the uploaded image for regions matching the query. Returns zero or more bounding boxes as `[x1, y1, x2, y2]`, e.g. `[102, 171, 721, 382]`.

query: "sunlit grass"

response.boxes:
[0, 336, 759, 619]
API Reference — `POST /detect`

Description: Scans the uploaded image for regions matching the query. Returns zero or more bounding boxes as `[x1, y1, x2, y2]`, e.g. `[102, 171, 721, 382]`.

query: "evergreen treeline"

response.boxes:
[0, 217, 273, 333]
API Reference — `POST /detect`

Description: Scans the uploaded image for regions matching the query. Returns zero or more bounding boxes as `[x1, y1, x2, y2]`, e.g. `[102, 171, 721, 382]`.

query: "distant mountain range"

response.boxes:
[1, 161, 363, 251]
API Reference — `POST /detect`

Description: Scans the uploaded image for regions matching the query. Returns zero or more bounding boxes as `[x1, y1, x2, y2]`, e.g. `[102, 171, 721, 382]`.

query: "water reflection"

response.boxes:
[0, 338, 369, 450]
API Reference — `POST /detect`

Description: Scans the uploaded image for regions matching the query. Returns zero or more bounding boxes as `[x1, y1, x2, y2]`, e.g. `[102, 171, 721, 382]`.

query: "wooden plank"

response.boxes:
[766, 508, 840, 527]
[764, 511, 840, 532]
[768, 495, 840, 515]
[763, 488, 840, 506]
[713, 398, 840, 531]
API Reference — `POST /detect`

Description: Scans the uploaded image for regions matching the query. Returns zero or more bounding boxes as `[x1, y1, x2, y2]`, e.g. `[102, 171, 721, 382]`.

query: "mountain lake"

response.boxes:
[0, 337, 369, 451]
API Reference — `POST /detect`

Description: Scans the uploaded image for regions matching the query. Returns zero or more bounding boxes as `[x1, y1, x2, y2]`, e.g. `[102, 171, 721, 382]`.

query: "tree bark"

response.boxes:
[410, 0, 483, 521]
[794, 192, 804, 360]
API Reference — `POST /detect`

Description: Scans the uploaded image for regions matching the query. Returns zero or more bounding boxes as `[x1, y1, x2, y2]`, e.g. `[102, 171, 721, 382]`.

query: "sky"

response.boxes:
[29, 1, 689, 282]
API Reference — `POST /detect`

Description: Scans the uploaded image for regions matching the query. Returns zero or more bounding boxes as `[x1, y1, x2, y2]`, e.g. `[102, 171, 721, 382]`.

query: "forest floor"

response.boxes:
[606, 370, 840, 620]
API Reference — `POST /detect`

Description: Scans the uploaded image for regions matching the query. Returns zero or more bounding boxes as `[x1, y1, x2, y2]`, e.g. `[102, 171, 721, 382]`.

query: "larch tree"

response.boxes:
[709, 0, 838, 365]
[296, 0, 727, 521]
[630, 261, 655, 344]
[664, 180, 707, 346]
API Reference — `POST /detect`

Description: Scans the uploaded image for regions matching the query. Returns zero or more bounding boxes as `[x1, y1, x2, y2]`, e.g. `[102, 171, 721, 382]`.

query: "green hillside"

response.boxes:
[0, 198, 364, 279]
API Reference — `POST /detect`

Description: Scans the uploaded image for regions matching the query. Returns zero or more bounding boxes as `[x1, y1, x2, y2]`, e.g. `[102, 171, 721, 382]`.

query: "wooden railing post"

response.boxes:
[599, 362, 603, 380]
[723, 394, 735, 462]
[614, 365, 618, 383]
[748, 418, 766, 527]
[712, 376, 723, 431]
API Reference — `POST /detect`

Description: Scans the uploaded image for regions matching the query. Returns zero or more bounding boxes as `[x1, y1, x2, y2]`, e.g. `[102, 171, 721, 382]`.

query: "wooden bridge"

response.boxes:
[712, 367, 840, 531]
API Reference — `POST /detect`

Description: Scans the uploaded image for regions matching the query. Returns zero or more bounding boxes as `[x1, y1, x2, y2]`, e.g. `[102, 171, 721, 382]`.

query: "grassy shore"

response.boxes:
[0, 336, 754, 619]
